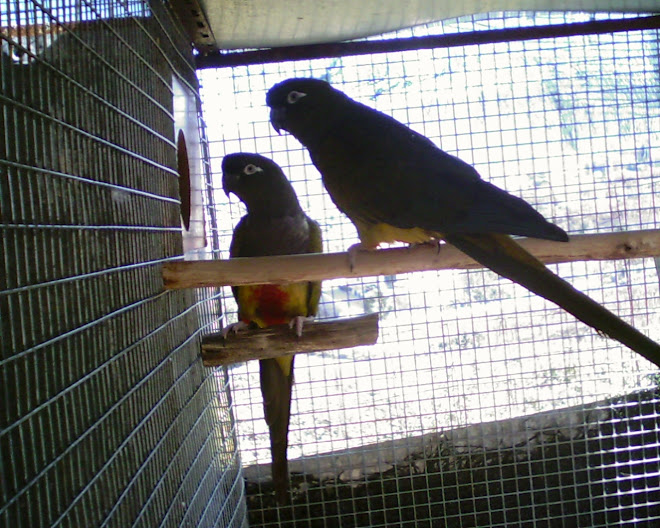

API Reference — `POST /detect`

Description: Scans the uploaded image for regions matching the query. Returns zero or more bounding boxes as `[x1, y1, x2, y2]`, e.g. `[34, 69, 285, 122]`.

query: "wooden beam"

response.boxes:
[201, 313, 379, 367]
[163, 229, 660, 290]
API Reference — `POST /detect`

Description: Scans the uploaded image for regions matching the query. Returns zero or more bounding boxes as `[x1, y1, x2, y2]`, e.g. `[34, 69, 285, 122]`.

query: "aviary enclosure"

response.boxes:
[2, 2, 659, 527]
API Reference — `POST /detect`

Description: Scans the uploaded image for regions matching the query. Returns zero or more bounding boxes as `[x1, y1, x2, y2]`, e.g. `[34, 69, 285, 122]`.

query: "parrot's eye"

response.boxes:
[243, 164, 262, 175]
[286, 90, 306, 104]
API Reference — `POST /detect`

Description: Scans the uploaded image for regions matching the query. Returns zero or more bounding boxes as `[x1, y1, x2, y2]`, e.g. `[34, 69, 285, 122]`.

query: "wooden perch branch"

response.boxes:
[164, 229, 660, 289]
[201, 313, 379, 367]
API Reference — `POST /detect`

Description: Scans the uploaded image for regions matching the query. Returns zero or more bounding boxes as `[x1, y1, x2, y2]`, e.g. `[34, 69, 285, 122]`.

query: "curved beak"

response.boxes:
[222, 171, 239, 198]
[269, 107, 286, 135]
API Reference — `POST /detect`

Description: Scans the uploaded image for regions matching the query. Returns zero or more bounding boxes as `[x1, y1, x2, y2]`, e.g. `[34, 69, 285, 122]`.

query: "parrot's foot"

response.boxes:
[221, 320, 249, 339]
[289, 315, 314, 337]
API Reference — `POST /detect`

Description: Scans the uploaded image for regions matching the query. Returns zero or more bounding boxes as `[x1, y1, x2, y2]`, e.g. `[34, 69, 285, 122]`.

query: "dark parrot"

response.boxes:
[222, 152, 323, 504]
[266, 78, 660, 367]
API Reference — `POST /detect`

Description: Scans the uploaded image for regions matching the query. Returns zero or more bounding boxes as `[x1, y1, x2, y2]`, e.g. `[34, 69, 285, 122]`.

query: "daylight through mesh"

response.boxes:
[199, 12, 660, 527]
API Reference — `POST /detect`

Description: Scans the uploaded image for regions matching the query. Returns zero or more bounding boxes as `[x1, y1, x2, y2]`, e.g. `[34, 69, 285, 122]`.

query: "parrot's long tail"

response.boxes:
[259, 357, 295, 505]
[444, 232, 660, 367]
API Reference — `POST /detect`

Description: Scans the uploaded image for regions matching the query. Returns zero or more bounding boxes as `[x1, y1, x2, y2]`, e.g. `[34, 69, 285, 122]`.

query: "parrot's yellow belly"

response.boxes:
[236, 283, 309, 327]
[235, 282, 310, 377]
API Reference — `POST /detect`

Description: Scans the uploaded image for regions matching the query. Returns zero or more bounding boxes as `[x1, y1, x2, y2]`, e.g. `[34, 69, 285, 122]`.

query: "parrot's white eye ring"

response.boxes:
[287, 90, 307, 104]
[243, 164, 262, 175]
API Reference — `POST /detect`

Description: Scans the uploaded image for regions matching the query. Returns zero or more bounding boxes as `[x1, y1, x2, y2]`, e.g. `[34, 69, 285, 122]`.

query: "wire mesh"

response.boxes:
[1, 1, 245, 527]
[199, 11, 660, 527]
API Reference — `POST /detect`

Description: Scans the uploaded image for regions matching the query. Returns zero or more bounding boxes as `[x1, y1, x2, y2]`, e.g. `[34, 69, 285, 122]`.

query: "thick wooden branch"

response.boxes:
[202, 313, 379, 367]
[163, 229, 660, 289]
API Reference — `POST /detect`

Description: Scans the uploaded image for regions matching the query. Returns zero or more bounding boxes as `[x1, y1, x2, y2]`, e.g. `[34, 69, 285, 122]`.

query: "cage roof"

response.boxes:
[179, 0, 660, 50]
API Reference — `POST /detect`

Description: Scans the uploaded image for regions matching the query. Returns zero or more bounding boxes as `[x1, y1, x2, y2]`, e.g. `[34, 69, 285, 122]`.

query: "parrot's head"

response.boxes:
[267, 78, 343, 146]
[222, 152, 302, 216]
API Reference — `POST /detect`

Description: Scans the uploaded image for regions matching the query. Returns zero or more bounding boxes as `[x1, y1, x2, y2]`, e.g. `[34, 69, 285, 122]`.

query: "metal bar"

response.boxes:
[0, 96, 176, 174]
[1, 255, 181, 296]
[0, 161, 180, 201]
[195, 15, 660, 69]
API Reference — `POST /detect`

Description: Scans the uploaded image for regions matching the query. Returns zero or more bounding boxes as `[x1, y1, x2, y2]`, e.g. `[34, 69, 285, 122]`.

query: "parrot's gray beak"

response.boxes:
[269, 107, 285, 135]
[222, 172, 238, 198]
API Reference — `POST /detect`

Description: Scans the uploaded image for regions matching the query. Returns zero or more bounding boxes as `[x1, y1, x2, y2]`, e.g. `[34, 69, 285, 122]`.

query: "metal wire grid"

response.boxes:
[199, 11, 660, 527]
[1, 1, 245, 527]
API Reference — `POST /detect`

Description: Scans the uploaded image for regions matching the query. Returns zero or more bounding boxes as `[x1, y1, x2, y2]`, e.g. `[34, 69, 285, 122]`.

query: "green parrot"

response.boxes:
[266, 78, 660, 367]
[222, 152, 323, 504]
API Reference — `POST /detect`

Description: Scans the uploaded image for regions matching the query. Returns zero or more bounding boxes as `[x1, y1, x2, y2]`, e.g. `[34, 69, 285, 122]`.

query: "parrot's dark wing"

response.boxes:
[228, 216, 248, 304]
[305, 216, 323, 316]
[314, 100, 567, 241]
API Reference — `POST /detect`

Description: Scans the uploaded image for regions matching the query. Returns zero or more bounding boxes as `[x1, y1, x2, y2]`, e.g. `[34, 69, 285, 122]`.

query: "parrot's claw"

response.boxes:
[221, 320, 249, 339]
[409, 239, 442, 254]
[289, 315, 314, 337]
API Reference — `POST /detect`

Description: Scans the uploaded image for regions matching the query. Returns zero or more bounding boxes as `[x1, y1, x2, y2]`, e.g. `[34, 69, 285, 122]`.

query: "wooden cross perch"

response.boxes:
[174, 229, 660, 367]
[201, 313, 379, 367]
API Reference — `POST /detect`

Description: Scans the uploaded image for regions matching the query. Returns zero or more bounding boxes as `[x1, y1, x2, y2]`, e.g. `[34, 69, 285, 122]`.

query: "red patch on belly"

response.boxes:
[244, 285, 291, 326]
